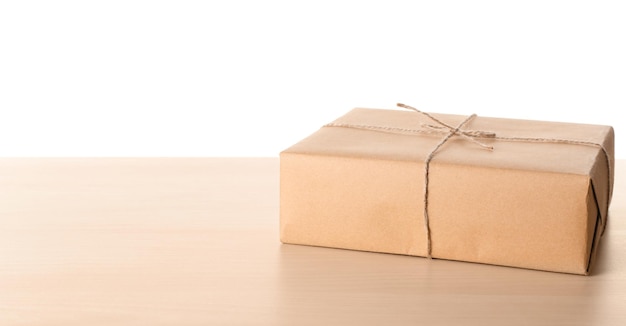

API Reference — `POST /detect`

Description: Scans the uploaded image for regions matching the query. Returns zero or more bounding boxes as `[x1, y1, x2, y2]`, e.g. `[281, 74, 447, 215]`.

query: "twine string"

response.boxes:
[323, 104, 613, 258]
[398, 104, 492, 258]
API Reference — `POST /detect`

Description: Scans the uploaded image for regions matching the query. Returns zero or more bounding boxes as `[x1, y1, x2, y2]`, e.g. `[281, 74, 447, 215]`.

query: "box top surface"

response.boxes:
[284, 108, 613, 174]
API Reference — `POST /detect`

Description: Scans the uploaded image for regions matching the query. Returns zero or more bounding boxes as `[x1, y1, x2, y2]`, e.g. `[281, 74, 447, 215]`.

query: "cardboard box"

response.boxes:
[280, 106, 614, 275]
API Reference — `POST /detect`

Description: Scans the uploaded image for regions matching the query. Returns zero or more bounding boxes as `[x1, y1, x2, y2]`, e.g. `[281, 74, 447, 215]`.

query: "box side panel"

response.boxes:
[281, 151, 595, 274]
[280, 152, 426, 257]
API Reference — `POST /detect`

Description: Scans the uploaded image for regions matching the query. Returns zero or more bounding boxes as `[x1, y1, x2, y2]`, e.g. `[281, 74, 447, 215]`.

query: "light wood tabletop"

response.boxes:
[0, 158, 624, 325]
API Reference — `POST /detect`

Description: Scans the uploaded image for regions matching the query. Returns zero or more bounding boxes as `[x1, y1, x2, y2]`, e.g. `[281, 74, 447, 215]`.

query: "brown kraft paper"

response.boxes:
[280, 106, 614, 275]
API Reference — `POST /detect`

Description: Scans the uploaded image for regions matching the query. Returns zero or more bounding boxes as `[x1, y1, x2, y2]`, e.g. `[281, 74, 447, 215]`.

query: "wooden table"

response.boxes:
[0, 158, 624, 325]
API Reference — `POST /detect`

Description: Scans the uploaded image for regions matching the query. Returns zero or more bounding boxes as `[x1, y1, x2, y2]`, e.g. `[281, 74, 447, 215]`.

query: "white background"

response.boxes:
[1, 1, 624, 157]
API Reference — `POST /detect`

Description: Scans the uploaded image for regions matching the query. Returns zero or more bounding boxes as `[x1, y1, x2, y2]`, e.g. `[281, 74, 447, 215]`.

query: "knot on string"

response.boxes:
[421, 123, 496, 139]
[397, 103, 496, 151]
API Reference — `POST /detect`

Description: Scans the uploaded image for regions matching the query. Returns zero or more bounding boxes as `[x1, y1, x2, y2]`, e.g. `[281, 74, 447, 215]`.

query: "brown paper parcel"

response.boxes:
[280, 107, 614, 275]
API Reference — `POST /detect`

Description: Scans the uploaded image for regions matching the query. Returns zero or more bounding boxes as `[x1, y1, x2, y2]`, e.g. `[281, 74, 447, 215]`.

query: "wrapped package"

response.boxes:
[280, 105, 614, 274]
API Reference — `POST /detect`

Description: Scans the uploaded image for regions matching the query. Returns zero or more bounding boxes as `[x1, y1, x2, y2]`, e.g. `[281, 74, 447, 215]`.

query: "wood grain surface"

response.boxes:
[0, 158, 624, 325]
